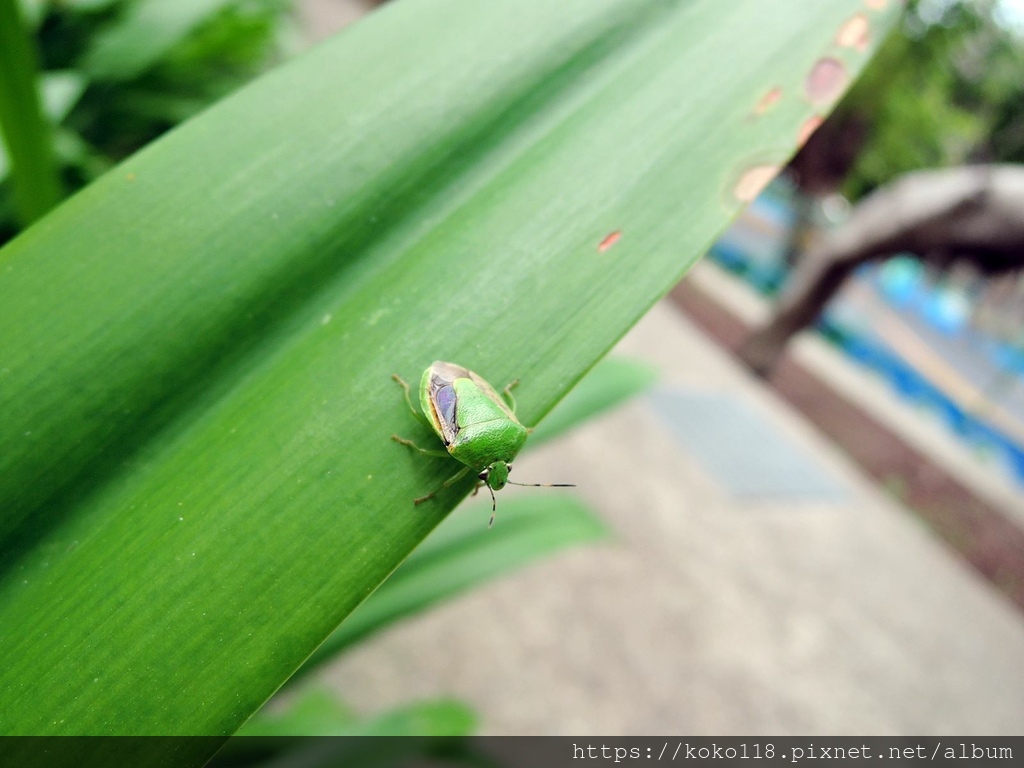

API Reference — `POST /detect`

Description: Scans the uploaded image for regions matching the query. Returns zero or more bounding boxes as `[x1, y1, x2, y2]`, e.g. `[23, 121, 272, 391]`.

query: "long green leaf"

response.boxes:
[0, 0, 897, 747]
[295, 494, 608, 679]
[529, 356, 657, 446]
[82, 0, 242, 80]
[0, 0, 63, 224]
[233, 688, 476, 737]
[0, 72, 88, 184]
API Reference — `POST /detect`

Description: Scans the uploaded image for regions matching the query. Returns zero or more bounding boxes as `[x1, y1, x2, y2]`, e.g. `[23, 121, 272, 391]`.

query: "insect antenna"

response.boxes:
[506, 481, 576, 488]
[486, 482, 574, 527]
[486, 484, 497, 528]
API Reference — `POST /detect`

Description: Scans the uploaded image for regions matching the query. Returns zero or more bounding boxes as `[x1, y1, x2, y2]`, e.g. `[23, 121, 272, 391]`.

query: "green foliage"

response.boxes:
[218, 701, 486, 768]
[0, 0, 895, 752]
[295, 494, 609, 681]
[0, 0, 290, 242]
[234, 689, 478, 737]
[839, 0, 1024, 197]
[0, 0, 63, 225]
[529, 357, 657, 447]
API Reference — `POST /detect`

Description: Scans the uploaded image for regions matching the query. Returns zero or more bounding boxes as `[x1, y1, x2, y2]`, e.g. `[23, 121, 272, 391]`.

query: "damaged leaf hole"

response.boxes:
[798, 115, 824, 146]
[598, 231, 622, 252]
[805, 57, 847, 105]
[836, 14, 871, 50]
[754, 87, 783, 115]
[733, 165, 779, 204]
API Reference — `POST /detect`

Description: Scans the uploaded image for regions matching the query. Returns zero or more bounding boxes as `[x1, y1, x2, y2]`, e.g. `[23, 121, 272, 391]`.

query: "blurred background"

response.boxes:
[4, 0, 1024, 739]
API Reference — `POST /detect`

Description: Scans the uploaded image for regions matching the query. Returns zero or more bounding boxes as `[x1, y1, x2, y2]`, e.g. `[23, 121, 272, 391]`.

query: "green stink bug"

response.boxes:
[392, 361, 573, 526]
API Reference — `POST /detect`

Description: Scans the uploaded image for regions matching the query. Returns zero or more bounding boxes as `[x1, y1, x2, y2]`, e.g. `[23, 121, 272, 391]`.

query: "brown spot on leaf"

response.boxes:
[734, 165, 779, 203]
[125, 172, 136, 182]
[837, 14, 871, 50]
[598, 230, 622, 252]
[797, 115, 824, 146]
[805, 57, 847, 105]
[754, 87, 783, 115]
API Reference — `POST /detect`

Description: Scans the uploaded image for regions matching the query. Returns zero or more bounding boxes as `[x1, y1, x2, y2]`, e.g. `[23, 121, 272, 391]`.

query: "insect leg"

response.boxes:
[392, 434, 449, 457]
[501, 378, 520, 414]
[392, 373, 431, 427]
[414, 465, 471, 505]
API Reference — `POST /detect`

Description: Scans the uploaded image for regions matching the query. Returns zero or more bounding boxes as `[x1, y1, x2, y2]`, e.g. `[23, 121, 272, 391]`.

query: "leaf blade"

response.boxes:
[0, 0, 897, 742]
[528, 357, 658, 446]
[295, 495, 609, 678]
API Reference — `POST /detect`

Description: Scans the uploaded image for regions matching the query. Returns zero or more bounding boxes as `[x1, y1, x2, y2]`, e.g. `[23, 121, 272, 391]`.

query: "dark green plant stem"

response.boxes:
[0, 0, 63, 226]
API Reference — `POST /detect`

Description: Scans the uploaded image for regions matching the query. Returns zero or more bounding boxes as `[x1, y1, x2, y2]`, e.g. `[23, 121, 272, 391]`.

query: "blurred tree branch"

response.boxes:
[739, 164, 1024, 375]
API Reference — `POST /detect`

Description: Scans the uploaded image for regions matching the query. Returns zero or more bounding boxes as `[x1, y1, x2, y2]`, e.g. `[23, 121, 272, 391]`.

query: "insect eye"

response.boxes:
[478, 471, 487, 480]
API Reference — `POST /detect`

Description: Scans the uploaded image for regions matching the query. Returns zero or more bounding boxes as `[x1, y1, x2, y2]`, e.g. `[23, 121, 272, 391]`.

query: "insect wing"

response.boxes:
[433, 384, 458, 439]
[423, 361, 472, 446]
